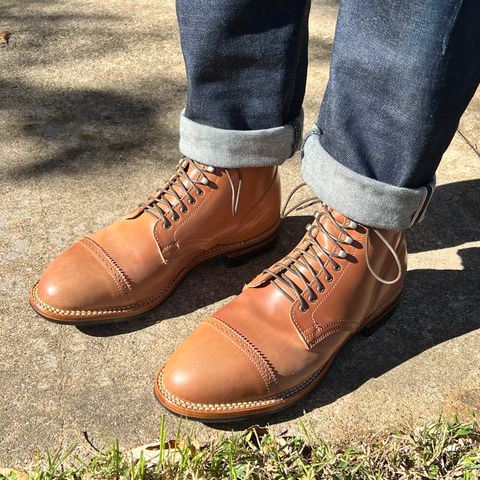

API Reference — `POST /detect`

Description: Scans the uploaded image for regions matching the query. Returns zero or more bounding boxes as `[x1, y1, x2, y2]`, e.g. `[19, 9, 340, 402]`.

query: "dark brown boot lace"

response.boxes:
[139, 158, 242, 229]
[264, 183, 402, 311]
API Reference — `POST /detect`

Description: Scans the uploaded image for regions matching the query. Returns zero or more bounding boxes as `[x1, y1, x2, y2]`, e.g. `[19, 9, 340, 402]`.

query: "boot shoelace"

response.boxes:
[140, 158, 242, 228]
[264, 183, 402, 311]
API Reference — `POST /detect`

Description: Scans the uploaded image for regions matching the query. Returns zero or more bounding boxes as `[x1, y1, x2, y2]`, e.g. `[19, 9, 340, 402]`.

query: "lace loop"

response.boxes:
[365, 229, 403, 285]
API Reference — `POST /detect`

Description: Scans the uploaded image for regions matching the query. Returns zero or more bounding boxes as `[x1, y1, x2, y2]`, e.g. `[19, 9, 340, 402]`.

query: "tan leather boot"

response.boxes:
[30, 159, 281, 324]
[155, 195, 406, 421]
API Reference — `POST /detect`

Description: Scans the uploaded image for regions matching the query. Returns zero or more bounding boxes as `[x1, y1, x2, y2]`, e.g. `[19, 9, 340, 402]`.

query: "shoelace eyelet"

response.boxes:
[333, 264, 341, 271]
[180, 206, 187, 213]
[188, 198, 196, 205]
[172, 215, 180, 222]
[163, 223, 171, 230]
[197, 189, 204, 196]
[309, 295, 317, 302]
[326, 275, 333, 282]
[299, 305, 308, 312]
[317, 286, 325, 293]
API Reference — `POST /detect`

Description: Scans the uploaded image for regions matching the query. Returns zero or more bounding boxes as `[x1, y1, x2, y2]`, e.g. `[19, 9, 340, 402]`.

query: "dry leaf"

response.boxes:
[0, 31, 11, 47]
[130, 438, 203, 466]
[246, 425, 270, 448]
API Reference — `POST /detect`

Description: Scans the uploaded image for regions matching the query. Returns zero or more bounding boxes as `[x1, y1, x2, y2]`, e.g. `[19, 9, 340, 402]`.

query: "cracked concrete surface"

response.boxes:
[1, 0, 479, 467]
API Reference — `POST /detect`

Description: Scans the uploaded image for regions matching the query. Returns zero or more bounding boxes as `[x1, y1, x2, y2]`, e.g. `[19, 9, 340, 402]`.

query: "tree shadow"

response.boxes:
[3, 78, 182, 179]
[2, 0, 183, 181]
[1, 0, 172, 68]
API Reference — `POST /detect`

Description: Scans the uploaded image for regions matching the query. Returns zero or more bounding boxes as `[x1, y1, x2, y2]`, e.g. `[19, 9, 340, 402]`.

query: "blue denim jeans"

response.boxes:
[176, 0, 480, 230]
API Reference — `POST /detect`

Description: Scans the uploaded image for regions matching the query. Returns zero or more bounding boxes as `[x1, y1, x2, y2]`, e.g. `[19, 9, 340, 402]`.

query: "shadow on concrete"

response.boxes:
[196, 178, 479, 429]
[3, 78, 182, 179]
[407, 179, 480, 253]
[1, 0, 171, 68]
[2, 0, 182, 181]
[308, 35, 334, 66]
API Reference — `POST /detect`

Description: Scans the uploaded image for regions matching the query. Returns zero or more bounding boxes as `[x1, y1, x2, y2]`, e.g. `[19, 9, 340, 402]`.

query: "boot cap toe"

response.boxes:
[32, 239, 127, 316]
[159, 318, 274, 407]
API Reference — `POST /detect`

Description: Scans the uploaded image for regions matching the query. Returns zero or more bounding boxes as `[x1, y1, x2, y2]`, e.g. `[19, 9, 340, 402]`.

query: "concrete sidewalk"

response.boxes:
[1, 0, 479, 467]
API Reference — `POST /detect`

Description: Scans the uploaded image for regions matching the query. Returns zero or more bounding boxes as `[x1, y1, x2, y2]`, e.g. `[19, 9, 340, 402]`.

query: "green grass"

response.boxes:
[2, 416, 479, 479]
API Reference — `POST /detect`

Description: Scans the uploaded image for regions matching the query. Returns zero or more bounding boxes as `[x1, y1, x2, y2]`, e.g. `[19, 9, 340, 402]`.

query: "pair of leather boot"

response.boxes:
[31, 159, 405, 421]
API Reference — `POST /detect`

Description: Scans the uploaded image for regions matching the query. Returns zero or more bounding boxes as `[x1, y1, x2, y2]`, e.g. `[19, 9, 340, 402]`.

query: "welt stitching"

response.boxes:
[33, 236, 263, 317]
[309, 326, 351, 348]
[159, 360, 328, 411]
[159, 371, 277, 410]
[32, 273, 177, 316]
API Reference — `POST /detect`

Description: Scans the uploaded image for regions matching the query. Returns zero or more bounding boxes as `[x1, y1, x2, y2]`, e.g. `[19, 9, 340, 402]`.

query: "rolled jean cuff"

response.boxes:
[179, 109, 303, 168]
[301, 127, 435, 231]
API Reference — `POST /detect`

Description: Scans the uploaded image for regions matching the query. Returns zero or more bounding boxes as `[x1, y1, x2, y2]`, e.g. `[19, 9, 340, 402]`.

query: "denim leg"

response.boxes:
[176, 0, 310, 167]
[302, 0, 480, 230]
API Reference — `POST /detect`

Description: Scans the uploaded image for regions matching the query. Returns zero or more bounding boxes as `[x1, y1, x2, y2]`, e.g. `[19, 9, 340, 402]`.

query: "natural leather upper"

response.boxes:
[32, 160, 280, 320]
[161, 205, 407, 407]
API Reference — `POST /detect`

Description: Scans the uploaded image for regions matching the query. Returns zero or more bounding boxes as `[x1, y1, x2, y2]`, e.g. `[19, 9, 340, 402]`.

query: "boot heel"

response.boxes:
[225, 231, 279, 267]
[361, 297, 401, 337]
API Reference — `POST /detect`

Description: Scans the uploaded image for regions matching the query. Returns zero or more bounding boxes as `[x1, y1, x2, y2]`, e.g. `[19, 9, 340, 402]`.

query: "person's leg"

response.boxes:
[303, 0, 480, 230]
[176, 0, 310, 166]
[156, 0, 480, 421]
[31, 0, 312, 325]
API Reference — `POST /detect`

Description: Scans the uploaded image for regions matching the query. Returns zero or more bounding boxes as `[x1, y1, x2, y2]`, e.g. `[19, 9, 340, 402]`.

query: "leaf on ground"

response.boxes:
[0, 31, 11, 46]
[130, 439, 200, 466]
[245, 425, 270, 449]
